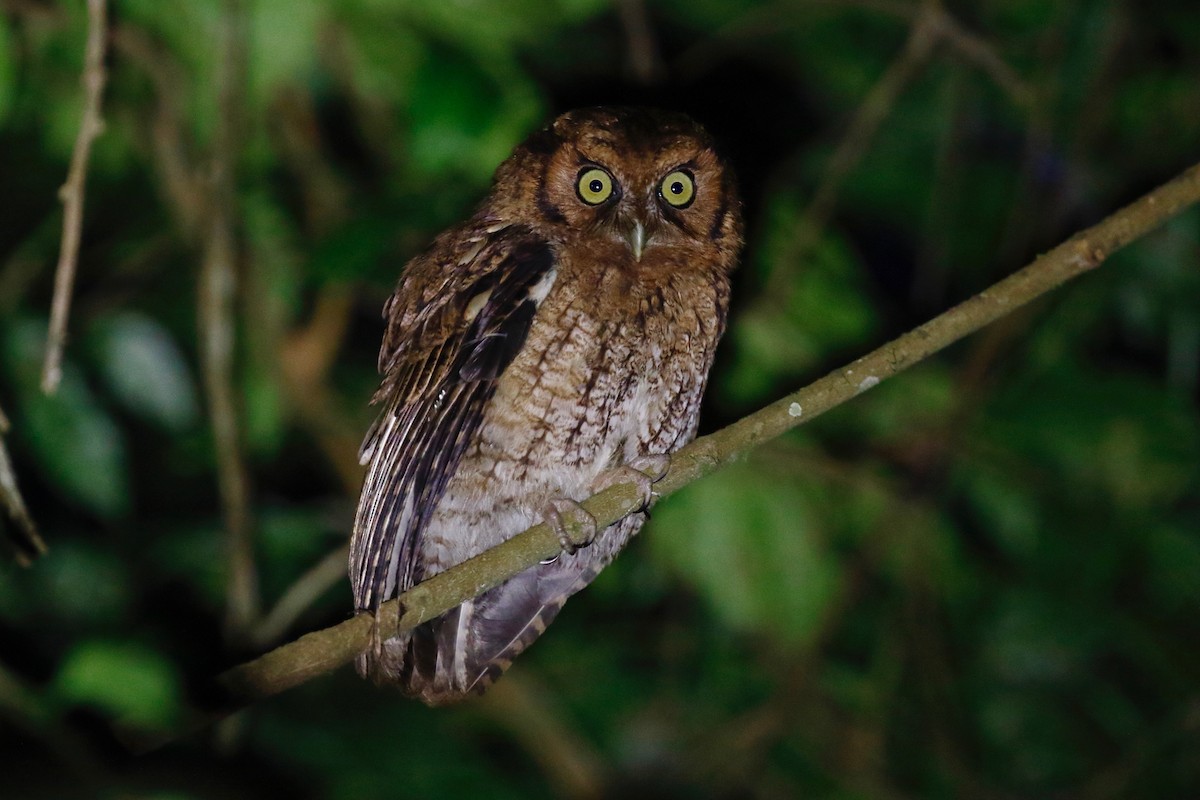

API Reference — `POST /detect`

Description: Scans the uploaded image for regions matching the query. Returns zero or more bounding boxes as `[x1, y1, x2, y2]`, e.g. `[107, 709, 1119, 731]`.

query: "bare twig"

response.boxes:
[0, 407, 46, 566]
[932, 12, 1033, 109]
[110, 24, 206, 239]
[0, 659, 104, 780]
[480, 673, 608, 799]
[617, 0, 663, 84]
[200, 0, 258, 643]
[250, 545, 349, 650]
[268, 137, 361, 490]
[278, 293, 363, 493]
[41, 0, 108, 394]
[765, 0, 940, 301]
[679, 0, 1031, 310]
[197, 159, 1200, 722]
[0, 0, 65, 21]
[674, 0, 916, 75]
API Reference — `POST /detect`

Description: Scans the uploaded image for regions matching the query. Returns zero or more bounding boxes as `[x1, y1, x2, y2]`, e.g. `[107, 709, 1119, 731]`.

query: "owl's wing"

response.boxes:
[350, 225, 556, 613]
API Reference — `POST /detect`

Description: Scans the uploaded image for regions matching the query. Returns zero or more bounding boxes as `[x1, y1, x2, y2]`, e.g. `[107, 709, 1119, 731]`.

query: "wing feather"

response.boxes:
[350, 226, 557, 613]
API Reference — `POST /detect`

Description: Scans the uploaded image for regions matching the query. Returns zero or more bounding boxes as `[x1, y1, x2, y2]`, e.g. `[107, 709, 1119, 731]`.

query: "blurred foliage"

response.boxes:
[1, 0, 1199, 797]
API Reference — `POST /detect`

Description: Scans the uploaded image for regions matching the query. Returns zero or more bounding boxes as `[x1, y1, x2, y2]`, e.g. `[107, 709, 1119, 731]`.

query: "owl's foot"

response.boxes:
[541, 497, 597, 557]
[540, 455, 670, 562]
[593, 453, 670, 512]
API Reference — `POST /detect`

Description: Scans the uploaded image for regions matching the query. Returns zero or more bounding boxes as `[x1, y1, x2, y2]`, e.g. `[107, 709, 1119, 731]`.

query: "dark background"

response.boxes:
[1, 0, 1198, 797]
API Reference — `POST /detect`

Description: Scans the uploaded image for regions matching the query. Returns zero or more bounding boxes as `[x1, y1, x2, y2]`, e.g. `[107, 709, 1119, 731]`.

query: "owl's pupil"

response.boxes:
[670, 181, 684, 195]
[589, 179, 604, 193]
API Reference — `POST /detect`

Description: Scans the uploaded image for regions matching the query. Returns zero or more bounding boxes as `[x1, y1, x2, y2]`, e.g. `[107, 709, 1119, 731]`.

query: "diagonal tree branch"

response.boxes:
[129, 159, 1200, 751]
[216, 158, 1200, 700]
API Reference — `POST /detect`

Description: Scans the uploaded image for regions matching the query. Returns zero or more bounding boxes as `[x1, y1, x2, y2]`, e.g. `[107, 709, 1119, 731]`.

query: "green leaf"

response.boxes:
[54, 640, 181, 729]
[721, 196, 878, 408]
[2, 319, 129, 518]
[249, 0, 322, 100]
[985, 365, 1199, 510]
[19, 542, 131, 624]
[258, 505, 339, 598]
[958, 466, 1041, 561]
[649, 459, 841, 646]
[91, 312, 200, 431]
[407, 43, 542, 184]
[117, 0, 221, 144]
[147, 523, 226, 607]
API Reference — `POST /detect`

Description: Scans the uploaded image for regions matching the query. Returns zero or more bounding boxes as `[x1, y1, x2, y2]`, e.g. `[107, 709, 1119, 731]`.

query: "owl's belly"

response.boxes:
[420, 310, 644, 577]
[421, 400, 631, 578]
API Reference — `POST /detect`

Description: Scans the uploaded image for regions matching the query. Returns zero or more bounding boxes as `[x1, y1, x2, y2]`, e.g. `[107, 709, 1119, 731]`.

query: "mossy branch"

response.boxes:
[177, 159, 1200, 741]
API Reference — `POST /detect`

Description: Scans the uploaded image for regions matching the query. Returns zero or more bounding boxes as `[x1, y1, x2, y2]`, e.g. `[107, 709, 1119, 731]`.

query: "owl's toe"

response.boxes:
[626, 453, 670, 483]
[592, 453, 670, 513]
[541, 497, 597, 559]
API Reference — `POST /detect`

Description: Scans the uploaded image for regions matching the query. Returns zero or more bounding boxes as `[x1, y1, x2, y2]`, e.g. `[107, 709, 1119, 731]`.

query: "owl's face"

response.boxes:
[492, 107, 741, 267]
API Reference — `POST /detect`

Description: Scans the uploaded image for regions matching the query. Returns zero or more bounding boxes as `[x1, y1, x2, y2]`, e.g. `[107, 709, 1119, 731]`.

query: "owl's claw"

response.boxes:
[593, 453, 670, 513]
[541, 497, 597, 560]
[539, 455, 670, 564]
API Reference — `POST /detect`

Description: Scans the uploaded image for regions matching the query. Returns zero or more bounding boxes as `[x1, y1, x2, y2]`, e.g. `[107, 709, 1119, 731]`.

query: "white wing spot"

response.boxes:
[459, 239, 487, 266]
[787, 402, 803, 418]
[527, 267, 559, 306]
[464, 289, 493, 323]
[857, 375, 880, 393]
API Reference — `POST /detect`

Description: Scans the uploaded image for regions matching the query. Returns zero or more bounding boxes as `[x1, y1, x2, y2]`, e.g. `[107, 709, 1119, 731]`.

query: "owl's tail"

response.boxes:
[356, 561, 592, 705]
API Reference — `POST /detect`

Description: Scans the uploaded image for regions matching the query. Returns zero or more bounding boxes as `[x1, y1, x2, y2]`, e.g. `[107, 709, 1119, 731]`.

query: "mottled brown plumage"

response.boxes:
[349, 107, 742, 704]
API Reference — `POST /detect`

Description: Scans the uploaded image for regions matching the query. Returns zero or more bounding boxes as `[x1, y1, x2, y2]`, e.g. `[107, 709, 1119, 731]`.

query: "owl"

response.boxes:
[349, 106, 743, 705]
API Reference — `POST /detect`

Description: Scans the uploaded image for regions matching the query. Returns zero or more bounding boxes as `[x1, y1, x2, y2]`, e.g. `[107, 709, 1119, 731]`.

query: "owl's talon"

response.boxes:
[541, 497, 597, 559]
[628, 453, 670, 482]
[593, 453, 670, 513]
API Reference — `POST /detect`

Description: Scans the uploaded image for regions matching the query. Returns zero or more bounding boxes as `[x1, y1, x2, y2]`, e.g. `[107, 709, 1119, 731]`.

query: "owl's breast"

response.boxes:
[425, 247, 727, 567]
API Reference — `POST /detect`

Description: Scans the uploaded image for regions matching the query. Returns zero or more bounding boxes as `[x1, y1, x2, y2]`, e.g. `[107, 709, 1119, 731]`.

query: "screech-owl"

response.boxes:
[349, 107, 743, 705]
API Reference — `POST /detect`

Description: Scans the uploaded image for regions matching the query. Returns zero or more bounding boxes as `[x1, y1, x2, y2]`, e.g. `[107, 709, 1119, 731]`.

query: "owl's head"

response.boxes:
[491, 107, 742, 268]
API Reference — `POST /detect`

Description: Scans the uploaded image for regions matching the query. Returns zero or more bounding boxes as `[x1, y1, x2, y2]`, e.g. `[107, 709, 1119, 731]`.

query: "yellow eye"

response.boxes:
[660, 170, 695, 208]
[576, 167, 614, 205]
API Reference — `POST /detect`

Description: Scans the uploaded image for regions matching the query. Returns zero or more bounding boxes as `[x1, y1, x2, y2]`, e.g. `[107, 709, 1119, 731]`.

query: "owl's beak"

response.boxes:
[624, 220, 647, 262]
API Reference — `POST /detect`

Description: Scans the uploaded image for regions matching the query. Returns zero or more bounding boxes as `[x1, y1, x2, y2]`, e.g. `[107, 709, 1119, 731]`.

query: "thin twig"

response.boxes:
[932, 12, 1033, 109]
[674, 0, 916, 75]
[194, 159, 1200, 724]
[250, 545, 349, 650]
[678, 0, 1032, 311]
[200, 0, 258, 644]
[278, 289, 363, 494]
[110, 24, 206, 239]
[480, 674, 607, 799]
[764, 0, 940, 302]
[0, 416, 46, 566]
[41, 0, 108, 395]
[0, 659, 105, 780]
[0, 0, 65, 21]
[616, 0, 663, 84]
